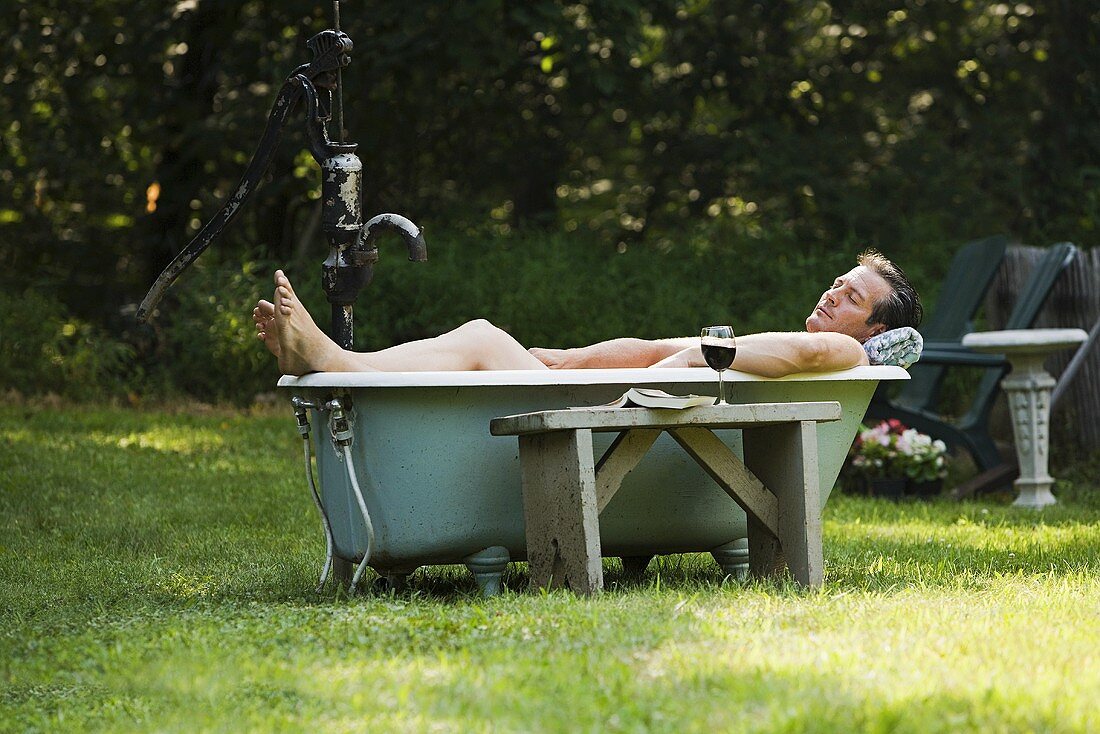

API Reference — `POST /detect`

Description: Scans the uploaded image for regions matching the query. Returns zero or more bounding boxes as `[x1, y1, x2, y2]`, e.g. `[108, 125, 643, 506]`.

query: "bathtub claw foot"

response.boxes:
[332, 557, 354, 584]
[711, 538, 749, 582]
[375, 571, 412, 594]
[620, 555, 654, 580]
[464, 546, 510, 597]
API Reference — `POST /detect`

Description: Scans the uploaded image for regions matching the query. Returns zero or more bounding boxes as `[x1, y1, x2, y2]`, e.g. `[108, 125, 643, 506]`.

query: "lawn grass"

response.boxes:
[2, 403, 1099, 733]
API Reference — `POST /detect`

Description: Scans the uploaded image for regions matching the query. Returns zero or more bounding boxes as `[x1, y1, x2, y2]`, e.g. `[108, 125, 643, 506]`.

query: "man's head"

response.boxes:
[805, 249, 922, 342]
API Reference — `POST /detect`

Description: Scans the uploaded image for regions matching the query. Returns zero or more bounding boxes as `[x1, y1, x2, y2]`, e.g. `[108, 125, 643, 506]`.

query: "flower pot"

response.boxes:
[907, 478, 944, 499]
[870, 477, 906, 502]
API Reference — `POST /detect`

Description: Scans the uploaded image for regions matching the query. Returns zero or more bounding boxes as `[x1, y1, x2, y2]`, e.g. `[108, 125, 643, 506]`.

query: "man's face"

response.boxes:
[805, 265, 891, 342]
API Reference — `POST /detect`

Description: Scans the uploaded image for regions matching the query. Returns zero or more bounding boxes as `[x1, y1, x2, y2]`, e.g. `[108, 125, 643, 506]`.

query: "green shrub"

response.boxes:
[151, 252, 282, 404]
[4, 224, 950, 402]
[347, 223, 859, 352]
[0, 289, 133, 398]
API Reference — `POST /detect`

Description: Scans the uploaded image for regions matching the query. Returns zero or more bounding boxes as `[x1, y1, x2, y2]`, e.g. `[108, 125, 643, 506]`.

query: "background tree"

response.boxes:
[0, 0, 1096, 401]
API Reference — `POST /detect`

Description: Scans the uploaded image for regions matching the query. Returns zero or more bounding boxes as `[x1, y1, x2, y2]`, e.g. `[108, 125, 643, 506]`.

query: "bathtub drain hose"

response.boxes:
[327, 399, 375, 595]
[341, 444, 375, 594]
[304, 437, 334, 592]
[293, 398, 335, 592]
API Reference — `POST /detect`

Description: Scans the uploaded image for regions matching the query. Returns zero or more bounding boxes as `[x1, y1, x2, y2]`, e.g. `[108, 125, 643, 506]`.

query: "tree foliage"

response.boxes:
[1, 0, 1097, 330]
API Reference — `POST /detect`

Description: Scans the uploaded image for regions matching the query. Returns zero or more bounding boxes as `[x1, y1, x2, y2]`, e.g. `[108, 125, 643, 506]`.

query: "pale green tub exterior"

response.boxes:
[278, 366, 907, 589]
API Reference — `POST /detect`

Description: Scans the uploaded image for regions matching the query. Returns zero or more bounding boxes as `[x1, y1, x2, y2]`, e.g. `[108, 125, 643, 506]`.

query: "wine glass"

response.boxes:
[700, 325, 737, 405]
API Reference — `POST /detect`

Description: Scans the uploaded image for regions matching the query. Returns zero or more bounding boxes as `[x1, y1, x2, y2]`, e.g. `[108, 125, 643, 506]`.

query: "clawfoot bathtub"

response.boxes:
[278, 366, 908, 594]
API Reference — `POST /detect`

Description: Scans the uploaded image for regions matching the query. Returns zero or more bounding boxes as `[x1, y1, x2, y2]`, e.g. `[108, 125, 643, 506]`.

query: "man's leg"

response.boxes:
[257, 270, 548, 375]
[530, 337, 697, 369]
[355, 319, 549, 371]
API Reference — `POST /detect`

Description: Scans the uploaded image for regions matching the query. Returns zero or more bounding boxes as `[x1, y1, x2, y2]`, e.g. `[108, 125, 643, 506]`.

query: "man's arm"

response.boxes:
[530, 337, 697, 369]
[651, 331, 869, 377]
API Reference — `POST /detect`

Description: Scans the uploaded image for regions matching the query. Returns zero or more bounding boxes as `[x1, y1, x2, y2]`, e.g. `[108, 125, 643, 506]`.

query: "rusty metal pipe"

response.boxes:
[360, 213, 428, 262]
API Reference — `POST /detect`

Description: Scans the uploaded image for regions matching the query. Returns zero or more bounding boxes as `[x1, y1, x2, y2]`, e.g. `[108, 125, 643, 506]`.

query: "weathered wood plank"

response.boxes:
[666, 427, 779, 536]
[747, 514, 784, 580]
[594, 429, 662, 514]
[742, 421, 823, 586]
[518, 430, 603, 594]
[491, 401, 841, 436]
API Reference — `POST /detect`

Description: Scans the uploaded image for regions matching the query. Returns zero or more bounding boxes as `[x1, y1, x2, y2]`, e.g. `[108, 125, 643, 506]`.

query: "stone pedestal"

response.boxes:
[962, 329, 1088, 508]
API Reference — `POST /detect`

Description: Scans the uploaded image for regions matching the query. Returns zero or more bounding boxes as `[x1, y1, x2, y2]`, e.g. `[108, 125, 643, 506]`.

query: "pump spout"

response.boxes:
[324, 212, 426, 350]
[360, 213, 427, 262]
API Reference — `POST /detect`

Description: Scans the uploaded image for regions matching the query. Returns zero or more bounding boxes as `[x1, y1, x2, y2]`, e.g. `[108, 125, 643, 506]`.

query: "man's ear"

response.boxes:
[870, 323, 888, 338]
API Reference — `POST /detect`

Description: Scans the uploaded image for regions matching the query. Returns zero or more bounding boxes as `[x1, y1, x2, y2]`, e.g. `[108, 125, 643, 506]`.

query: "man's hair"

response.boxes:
[857, 249, 923, 330]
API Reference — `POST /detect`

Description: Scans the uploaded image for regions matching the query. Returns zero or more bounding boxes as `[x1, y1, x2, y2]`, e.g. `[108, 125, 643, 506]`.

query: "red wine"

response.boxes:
[701, 342, 736, 371]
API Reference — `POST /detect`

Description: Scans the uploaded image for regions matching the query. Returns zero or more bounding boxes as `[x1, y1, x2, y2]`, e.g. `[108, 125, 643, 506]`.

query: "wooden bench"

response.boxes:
[490, 401, 842, 594]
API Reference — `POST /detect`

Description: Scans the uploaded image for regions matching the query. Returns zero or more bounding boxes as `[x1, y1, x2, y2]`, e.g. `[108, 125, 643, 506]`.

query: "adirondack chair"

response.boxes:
[866, 241, 1078, 473]
[891, 235, 1009, 410]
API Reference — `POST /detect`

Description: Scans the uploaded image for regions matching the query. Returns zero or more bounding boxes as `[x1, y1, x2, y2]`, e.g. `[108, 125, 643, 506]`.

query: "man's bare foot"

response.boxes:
[271, 270, 345, 375]
[253, 300, 280, 357]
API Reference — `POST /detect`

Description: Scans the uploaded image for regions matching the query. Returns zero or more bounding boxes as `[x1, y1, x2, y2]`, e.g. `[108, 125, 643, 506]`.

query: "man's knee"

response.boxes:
[459, 318, 505, 340]
[453, 318, 527, 368]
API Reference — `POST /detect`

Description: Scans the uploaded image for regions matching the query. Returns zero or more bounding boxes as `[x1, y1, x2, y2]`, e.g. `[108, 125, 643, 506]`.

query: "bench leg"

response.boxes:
[746, 515, 785, 580]
[743, 421, 823, 586]
[518, 430, 603, 594]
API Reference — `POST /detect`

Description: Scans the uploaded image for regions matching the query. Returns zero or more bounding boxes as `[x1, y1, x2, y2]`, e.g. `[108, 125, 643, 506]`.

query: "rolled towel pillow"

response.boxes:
[863, 327, 923, 369]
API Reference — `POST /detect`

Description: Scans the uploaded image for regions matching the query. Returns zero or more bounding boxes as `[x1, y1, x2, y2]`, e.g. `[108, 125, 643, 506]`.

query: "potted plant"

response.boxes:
[847, 419, 948, 499]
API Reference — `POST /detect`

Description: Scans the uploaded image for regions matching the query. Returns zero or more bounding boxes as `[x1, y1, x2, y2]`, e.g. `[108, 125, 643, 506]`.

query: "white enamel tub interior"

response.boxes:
[278, 366, 908, 592]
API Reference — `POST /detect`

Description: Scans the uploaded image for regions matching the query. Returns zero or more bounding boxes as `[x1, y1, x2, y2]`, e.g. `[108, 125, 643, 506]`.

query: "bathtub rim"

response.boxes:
[277, 365, 909, 389]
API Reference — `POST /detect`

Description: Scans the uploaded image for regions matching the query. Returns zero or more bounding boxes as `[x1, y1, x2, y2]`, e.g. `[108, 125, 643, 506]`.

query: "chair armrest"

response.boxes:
[917, 348, 1007, 368]
[921, 340, 979, 352]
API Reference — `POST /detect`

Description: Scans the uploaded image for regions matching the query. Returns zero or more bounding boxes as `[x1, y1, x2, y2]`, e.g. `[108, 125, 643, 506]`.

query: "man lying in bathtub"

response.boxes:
[253, 249, 922, 378]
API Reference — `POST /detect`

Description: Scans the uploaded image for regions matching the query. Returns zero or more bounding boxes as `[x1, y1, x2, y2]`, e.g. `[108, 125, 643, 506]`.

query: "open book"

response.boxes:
[585, 388, 716, 410]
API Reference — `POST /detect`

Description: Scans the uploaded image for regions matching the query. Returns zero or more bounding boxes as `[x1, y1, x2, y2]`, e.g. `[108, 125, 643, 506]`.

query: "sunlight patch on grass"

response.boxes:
[2, 405, 1099, 732]
[155, 572, 218, 601]
[97, 427, 227, 454]
[654, 579, 1100, 731]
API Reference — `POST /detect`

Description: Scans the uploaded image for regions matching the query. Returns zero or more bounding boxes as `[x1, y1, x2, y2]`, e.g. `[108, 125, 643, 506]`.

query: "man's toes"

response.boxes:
[275, 271, 299, 299]
[277, 288, 295, 312]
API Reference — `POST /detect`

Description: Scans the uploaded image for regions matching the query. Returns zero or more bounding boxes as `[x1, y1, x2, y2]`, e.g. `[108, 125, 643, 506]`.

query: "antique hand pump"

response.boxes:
[137, 3, 426, 350]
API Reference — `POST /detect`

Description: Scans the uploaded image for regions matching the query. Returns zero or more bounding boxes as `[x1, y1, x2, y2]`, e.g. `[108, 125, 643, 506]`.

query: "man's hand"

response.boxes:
[650, 346, 701, 369]
[529, 347, 575, 369]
